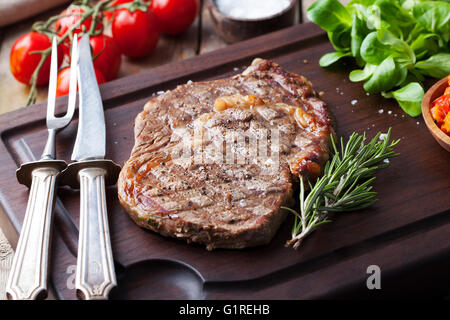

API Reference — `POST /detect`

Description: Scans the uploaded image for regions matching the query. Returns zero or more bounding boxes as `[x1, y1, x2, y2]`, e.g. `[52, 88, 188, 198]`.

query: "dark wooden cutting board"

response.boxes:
[1, 23, 449, 300]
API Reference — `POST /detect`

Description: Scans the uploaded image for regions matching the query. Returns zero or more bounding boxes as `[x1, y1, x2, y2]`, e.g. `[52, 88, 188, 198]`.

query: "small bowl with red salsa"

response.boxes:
[422, 76, 450, 152]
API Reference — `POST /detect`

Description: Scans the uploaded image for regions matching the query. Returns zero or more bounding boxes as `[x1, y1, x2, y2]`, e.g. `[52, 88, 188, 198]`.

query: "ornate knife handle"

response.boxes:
[7, 161, 67, 300]
[76, 166, 116, 300]
[61, 160, 121, 300]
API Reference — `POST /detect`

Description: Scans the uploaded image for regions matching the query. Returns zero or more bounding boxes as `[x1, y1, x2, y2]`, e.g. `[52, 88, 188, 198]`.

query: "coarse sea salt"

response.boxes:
[351, 99, 358, 105]
[216, 0, 291, 19]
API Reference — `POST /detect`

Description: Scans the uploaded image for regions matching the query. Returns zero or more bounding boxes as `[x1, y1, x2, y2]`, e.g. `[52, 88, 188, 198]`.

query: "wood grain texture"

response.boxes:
[0, 22, 449, 299]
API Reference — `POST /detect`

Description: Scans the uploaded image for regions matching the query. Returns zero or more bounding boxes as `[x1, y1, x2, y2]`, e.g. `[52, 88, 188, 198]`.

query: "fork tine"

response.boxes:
[46, 37, 58, 122]
[66, 33, 78, 121]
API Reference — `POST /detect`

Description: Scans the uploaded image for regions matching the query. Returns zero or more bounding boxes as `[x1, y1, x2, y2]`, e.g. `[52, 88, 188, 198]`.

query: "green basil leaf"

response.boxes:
[410, 33, 440, 60]
[348, 0, 377, 7]
[328, 25, 352, 51]
[390, 82, 424, 117]
[308, 0, 447, 118]
[349, 64, 377, 82]
[376, 29, 415, 68]
[307, 0, 352, 32]
[398, 70, 425, 87]
[375, 0, 416, 27]
[319, 51, 352, 67]
[415, 53, 450, 79]
[360, 32, 392, 65]
[413, 1, 450, 42]
[351, 12, 371, 58]
[398, 0, 416, 11]
[363, 56, 406, 93]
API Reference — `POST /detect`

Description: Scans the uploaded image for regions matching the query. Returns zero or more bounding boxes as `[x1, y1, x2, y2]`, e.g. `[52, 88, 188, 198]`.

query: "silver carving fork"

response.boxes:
[6, 35, 79, 300]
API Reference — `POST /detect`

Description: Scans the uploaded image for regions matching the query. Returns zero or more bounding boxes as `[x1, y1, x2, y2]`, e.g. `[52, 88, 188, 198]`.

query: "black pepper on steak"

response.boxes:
[117, 58, 334, 250]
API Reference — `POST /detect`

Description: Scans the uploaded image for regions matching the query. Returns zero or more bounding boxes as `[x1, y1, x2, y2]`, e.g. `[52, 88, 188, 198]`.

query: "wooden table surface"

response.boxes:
[0, 0, 309, 277]
[1, 0, 447, 300]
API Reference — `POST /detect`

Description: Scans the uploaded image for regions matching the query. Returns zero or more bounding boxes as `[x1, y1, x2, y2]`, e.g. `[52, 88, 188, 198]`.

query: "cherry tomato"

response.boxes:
[55, 8, 103, 38]
[56, 66, 105, 97]
[112, 7, 160, 58]
[151, 0, 199, 35]
[10, 32, 63, 85]
[55, 8, 103, 57]
[103, 0, 132, 21]
[88, 34, 122, 81]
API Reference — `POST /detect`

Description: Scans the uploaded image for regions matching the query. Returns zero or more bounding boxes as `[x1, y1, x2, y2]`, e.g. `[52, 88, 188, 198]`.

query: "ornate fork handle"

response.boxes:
[7, 161, 66, 300]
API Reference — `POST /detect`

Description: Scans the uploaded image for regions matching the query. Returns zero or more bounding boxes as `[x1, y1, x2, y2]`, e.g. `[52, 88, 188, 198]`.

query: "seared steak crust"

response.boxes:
[118, 59, 334, 250]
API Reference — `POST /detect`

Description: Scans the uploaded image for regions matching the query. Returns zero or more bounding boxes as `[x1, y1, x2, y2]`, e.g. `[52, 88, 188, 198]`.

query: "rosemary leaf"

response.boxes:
[283, 128, 399, 249]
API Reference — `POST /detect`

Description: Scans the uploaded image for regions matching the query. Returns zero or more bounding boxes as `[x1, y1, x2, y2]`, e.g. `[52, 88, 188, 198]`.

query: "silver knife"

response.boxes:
[63, 34, 121, 300]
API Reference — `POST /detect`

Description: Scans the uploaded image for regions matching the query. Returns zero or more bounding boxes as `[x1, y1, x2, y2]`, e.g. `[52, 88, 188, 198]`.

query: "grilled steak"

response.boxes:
[118, 58, 334, 250]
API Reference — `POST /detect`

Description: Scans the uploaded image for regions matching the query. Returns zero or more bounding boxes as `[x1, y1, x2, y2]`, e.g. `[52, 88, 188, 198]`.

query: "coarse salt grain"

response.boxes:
[379, 133, 388, 140]
[351, 99, 358, 105]
[216, 0, 291, 19]
[378, 109, 384, 114]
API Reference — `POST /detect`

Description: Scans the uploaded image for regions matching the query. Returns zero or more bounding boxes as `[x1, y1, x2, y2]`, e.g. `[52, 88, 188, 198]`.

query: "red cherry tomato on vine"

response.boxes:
[103, 0, 133, 21]
[55, 8, 103, 57]
[112, 7, 160, 58]
[55, 8, 103, 38]
[151, 0, 199, 35]
[88, 34, 122, 81]
[56, 66, 105, 97]
[10, 32, 63, 85]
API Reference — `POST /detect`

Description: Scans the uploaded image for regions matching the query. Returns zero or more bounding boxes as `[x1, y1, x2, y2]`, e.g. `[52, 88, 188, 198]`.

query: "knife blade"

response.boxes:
[68, 34, 121, 300]
[71, 35, 105, 161]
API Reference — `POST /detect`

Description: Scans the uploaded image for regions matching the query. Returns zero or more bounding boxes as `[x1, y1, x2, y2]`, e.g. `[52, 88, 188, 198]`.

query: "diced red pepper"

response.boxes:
[445, 87, 450, 96]
[440, 112, 450, 135]
[431, 105, 446, 125]
[432, 95, 450, 113]
[430, 75, 450, 136]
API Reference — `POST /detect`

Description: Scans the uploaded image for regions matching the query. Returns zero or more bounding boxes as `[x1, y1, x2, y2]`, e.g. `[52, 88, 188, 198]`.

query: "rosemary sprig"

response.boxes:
[284, 128, 400, 249]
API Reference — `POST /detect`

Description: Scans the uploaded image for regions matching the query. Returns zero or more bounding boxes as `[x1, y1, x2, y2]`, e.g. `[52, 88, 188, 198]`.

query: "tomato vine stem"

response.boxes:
[25, 0, 148, 106]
